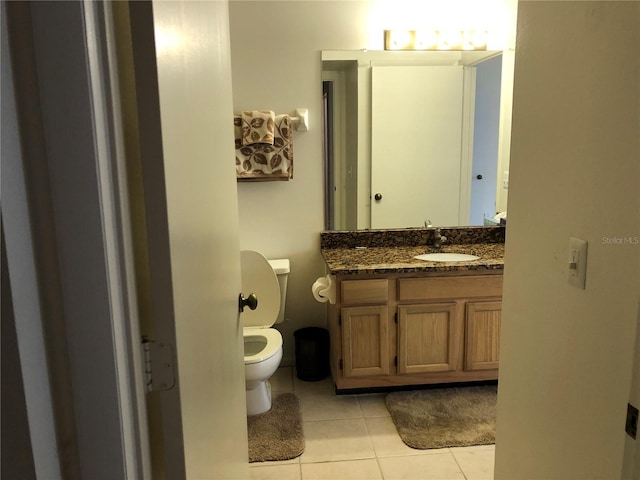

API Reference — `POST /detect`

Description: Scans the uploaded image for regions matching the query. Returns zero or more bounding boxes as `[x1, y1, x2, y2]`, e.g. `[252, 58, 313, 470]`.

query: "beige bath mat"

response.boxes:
[385, 385, 497, 449]
[247, 393, 304, 462]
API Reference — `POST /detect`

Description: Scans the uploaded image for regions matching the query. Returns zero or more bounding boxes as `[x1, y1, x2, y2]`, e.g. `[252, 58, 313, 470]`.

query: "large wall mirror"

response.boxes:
[322, 49, 514, 231]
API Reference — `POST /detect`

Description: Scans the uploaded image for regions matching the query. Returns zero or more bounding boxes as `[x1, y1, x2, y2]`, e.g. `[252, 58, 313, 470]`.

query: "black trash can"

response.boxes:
[294, 327, 330, 381]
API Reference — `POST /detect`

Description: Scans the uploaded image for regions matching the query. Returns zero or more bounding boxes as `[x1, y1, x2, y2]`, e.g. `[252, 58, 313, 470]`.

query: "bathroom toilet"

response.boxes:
[240, 250, 290, 415]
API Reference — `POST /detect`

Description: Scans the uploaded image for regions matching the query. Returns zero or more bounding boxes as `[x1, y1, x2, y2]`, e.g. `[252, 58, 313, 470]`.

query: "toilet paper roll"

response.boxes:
[312, 274, 336, 304]
[312, 277, 329, 303]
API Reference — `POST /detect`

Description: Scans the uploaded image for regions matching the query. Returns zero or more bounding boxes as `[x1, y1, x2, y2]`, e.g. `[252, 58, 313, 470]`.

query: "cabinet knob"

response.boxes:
[374, 193, 383, 201]
[476, 175, 483, 180]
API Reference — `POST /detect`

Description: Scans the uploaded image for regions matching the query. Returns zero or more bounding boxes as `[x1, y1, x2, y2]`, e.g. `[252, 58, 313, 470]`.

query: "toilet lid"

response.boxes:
[240, 250, 280, 328]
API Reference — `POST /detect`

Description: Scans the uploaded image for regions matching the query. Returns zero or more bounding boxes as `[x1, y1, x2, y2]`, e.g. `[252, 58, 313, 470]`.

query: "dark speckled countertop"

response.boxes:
[320, 226, 505, 275]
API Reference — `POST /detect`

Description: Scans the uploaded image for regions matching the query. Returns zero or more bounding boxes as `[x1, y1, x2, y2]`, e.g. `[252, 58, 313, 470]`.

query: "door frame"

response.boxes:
[3, 1, 151, 477]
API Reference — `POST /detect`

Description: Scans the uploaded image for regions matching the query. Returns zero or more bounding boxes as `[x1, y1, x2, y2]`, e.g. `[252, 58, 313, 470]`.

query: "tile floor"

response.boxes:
[249, 367, 495, 480]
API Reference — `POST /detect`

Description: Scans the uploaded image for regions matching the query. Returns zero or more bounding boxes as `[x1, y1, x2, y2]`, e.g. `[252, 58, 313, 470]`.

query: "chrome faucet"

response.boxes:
[432, 228, 447, 249]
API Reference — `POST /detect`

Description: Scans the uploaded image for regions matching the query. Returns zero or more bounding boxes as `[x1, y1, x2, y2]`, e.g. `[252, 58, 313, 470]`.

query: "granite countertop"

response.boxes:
[321, 243, 505, 275]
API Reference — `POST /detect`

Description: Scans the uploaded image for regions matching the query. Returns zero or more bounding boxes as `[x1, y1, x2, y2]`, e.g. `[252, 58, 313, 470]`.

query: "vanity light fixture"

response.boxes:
[384, 29, 488, 51]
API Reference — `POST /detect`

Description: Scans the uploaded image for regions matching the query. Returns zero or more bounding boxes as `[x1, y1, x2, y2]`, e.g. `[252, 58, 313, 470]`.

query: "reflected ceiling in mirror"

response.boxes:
[321, 49, 512, 231]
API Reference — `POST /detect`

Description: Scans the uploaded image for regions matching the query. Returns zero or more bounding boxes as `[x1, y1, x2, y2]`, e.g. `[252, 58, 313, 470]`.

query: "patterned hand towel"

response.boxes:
[234, 114, 293, 181]
[241, 110, 275, 145]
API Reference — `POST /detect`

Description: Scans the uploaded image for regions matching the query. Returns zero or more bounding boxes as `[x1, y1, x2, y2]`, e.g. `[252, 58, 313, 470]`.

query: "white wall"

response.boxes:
[229, 0, 517, 364]
[495, 2, 640, 478]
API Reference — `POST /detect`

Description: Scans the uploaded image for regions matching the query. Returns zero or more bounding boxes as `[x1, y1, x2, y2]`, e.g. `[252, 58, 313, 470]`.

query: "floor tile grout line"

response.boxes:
[449, 448, 471, 480]
[299, 453, 377, 465]
[356, 393, 364, 418]
[375, 454, 386, 480]
[301, 416, 364, 424]
[362, 413, 387, 480]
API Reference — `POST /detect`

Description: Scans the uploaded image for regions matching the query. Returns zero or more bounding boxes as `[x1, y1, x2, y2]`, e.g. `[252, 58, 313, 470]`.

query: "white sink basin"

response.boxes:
[414, 253, 480, 262]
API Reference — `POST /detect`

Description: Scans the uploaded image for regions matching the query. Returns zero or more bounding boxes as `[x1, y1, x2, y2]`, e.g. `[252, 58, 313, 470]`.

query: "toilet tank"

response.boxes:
[267, 259, 289, 324]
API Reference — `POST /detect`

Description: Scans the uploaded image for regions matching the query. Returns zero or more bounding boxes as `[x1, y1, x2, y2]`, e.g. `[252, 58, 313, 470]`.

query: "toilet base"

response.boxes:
[246, 380, 272, 415]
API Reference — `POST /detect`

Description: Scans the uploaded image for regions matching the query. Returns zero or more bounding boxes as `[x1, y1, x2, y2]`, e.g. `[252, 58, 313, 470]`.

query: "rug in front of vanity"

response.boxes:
[385, 385, 497, 449]
[247, 393, 304, 462]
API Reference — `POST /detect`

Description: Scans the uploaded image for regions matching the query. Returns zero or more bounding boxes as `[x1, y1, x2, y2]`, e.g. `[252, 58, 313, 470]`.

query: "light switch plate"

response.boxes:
[568, 237, 588, 289]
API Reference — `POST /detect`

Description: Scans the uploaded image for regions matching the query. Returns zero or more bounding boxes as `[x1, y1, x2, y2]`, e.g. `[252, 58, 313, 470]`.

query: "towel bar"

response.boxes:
[291, 108, 309, 132]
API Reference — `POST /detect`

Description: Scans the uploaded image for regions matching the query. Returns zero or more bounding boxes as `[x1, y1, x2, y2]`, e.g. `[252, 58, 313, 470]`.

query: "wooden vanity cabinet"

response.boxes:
[328, 272, 503, 390]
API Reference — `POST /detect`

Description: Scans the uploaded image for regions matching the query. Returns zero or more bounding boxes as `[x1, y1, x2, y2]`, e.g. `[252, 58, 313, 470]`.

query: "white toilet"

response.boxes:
[240, 250, 290, 415]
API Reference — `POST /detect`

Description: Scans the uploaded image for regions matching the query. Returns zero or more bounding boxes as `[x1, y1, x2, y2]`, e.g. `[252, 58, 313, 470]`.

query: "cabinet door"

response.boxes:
[341, 306, 390, 377]
[465, 301, 502, 371]
[397, 303, 459, 374]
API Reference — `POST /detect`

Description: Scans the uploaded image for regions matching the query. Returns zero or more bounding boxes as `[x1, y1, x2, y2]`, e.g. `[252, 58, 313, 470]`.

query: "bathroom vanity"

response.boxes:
[320, 227, 505, 391]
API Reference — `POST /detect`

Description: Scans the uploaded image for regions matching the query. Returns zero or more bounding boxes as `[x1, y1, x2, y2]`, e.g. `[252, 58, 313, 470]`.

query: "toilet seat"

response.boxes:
[243, 327, 282, 364]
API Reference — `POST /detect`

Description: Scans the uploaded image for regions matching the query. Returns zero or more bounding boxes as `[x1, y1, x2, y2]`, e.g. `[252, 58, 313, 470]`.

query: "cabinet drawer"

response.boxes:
[398, 275, 502, 301]
[341, 279, 388, 304]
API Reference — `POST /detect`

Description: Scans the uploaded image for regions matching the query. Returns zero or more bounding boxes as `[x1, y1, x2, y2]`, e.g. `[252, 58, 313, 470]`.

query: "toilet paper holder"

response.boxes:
[312, 274, 336, 304]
